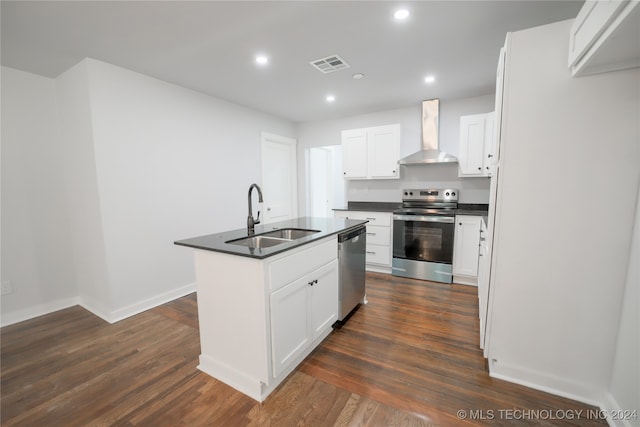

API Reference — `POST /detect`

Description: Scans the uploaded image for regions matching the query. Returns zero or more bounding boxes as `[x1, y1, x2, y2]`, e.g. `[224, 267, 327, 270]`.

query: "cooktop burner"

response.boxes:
[394, 188, 459, 214]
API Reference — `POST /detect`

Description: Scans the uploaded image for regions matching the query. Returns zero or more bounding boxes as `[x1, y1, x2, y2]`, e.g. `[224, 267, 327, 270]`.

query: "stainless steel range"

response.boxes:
[392, 189, 458, 283]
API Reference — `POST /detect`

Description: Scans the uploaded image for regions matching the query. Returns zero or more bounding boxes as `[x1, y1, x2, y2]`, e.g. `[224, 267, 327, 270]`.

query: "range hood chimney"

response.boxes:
[398, 99, 458, 165]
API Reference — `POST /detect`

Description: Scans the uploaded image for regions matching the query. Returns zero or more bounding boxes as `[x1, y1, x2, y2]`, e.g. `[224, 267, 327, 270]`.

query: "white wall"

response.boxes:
[56, 61, 114, 319]
[487, 19, 640, 406]
[296, 94, 494, 211]
[83, 59, 295, 318]
[1, 67, 79, 324]
[1, 59, 296, 325]
[605, 185, 639, 427]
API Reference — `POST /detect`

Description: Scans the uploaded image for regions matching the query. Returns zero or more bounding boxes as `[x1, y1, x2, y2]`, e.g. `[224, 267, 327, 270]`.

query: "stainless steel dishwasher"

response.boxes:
[338, 225, 367, 321]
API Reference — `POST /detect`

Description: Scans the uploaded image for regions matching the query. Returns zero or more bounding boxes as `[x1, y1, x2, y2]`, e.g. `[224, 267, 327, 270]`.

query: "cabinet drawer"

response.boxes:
[339, 211, 391, 227]
[269, 239, 337, 291]
[365, 244, 391, 266]
[365, 225, 390, 246]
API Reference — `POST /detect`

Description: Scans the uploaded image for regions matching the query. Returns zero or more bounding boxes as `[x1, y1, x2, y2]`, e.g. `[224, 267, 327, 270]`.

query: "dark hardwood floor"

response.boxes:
[1, 273, 604, 426]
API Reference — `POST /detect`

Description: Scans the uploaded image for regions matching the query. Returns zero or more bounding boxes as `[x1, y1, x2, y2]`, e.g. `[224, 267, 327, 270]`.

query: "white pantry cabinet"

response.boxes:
[333, 210, 392, 273]
[342, 124, 401, 180]
[568, 0, 640, 76]
[270, 259, 338, 378]
[452, 215, 482, 285]
[458, 112, 496, 177]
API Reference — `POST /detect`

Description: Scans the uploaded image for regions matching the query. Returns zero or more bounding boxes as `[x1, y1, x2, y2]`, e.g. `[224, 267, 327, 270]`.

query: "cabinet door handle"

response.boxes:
[366, 232, 376, 236]
[478, 167, 482, 170]
[365, 217, 376, 220]
[488, 154, 493, 158]
[366, 251, 376, 255]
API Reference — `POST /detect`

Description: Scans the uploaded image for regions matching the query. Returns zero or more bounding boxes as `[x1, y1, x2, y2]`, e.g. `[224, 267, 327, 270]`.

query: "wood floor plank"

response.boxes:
[1, 272, 606, 426]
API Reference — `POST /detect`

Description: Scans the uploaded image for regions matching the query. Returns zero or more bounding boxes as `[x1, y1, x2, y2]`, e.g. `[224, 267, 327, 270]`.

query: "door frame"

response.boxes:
[261, 132, 298, 222]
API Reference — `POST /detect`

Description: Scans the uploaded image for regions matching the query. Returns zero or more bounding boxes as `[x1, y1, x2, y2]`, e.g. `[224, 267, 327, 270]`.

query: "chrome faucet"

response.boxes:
[247, 183, 264, 235]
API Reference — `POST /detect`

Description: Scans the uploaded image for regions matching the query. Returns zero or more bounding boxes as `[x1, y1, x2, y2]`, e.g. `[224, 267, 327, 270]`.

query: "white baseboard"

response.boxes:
[1, 283, 196, 327]
[453, 275, 478, 286]
[198, 354, 265, 402]
[602, 392, 636, 427]
[89, 282, 197, 324]
[1, 297, 80, 327]
[366, 265, 391, 274]
[489, 360, 603, 409]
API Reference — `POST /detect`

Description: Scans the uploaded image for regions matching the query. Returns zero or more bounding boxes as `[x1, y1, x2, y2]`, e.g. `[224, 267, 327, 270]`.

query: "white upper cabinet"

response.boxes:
[458, 112, 495, 177]
[341, 129, 368, 179]
[568, 0, 640, 76]
[342, 124, 400, 180]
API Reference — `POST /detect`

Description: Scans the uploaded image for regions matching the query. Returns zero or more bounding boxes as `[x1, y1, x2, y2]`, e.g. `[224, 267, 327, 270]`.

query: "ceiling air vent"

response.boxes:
[309, 54, 350, 74]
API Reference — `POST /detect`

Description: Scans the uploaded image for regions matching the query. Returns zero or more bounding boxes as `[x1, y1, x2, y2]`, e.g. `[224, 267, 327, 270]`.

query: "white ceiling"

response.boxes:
[1, 1, 583, 123]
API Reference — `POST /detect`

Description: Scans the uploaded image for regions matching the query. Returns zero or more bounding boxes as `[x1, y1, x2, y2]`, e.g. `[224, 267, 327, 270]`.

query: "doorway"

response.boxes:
[308, 146, 345, 217]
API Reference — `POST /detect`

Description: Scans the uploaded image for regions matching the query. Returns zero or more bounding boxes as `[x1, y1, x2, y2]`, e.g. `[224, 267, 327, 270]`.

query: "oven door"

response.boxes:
[392, 214, 455, 264]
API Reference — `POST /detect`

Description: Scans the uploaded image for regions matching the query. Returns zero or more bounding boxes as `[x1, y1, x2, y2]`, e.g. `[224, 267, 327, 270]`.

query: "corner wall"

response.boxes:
[2, 59, 296, 325]
[1, 67, 79, 324]
[605, 184, 640, 427]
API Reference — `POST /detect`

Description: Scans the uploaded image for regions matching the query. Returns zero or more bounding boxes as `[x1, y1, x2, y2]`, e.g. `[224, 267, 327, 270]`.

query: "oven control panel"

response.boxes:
[402, 188, 458, 202]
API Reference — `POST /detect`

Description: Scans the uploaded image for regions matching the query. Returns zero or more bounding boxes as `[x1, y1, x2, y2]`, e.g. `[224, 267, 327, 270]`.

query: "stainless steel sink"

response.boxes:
[225, 228, 320, 249]
[260, 228, 320, 240]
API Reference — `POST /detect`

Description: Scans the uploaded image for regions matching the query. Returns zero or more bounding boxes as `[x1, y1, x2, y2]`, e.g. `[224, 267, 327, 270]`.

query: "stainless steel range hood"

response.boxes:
[398, 99, 458, 165]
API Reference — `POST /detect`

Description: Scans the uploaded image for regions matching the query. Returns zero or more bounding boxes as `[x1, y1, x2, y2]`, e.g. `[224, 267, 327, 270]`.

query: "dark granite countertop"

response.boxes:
[333, 201, 402, 213]
[456, 203, 489, 217]
[174, 217, 367, 259]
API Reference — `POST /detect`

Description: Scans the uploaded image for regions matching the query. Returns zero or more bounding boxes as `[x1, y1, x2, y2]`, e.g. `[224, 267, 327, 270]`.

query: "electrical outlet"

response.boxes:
[1, 281, 13, 295]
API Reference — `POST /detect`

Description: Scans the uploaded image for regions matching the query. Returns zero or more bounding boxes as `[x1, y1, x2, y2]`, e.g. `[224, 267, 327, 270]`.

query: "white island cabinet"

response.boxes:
[193, 236, 338, 402]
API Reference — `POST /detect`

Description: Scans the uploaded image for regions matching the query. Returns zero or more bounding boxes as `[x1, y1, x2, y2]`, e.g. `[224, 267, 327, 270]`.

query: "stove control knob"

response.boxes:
[445, 192, 450, 196]
[404, 191, 408, 196]
[451, 192, 456, 196]
[410, 191, 413, 196]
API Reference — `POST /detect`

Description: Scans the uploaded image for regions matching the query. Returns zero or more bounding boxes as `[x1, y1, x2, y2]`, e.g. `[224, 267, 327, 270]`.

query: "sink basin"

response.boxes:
[226, 235, 291, 249]
[225, 228, 320, 249]
[260, 228, 320, 240]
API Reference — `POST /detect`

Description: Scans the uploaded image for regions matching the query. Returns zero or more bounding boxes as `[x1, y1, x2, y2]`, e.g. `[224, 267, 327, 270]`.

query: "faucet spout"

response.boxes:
[247, 183, 264, 235]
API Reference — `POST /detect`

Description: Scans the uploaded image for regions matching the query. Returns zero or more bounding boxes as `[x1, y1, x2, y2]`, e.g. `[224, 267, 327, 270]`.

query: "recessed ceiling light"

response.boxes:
[326, 95, 336, 103]
[255, 55, 269, 65]
[352, 73, 365, 80]
[393, 9, 410, 20]
[424, 75, 436, 84]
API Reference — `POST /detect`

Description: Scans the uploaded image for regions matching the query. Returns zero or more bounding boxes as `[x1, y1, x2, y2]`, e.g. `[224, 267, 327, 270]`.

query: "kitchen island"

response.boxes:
[174, 217, 367, 402]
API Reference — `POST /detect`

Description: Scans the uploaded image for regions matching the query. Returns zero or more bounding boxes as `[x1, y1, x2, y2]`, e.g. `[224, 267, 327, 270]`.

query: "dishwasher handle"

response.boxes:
[338, 225, 367, 243]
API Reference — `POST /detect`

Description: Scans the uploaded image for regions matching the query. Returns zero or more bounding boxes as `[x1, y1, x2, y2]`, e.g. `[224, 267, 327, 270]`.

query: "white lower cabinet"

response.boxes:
[452, 215, 482, 285]
[270, 259, 338, 378]
[333, 210, 393, 273]
[193, 237, 338, 402]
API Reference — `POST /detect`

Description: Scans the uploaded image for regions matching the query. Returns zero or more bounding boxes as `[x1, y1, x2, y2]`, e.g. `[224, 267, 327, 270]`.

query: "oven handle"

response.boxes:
[393, 214, 455, 223]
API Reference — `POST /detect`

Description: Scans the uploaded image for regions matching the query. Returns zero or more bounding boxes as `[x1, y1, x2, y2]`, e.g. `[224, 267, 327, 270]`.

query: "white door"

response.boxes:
[261, 133, 297, 224]
[309, 147, 332, 217]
